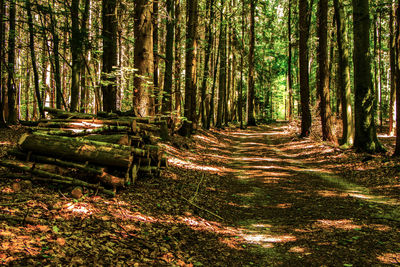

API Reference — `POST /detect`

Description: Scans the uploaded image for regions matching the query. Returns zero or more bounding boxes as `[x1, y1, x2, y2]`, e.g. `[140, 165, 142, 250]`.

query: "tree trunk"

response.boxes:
[153, 0, 159, 115]
[180, 0, 198, 136]
[174, 0, 182, 117]
[7, 0, 17, 124]
[200, 0, 214, 128]
[216, 0, 226, 129]
[162, 0, 174, 114]
[70, 0, 81, 112]
[287, 0, 293, 122]
[394, 3, 400, 155]
[247, 0, 256, 126]
[353, 0, 383, 153]
[299, 0, 311, 136]
[0, 0, 5, 126]
[389, 1, 396, 136]
[102, 0, 118, 112]
[26, 0, 44, 119]
[333, 0, 354, 145]
[317, 0, 337, 144]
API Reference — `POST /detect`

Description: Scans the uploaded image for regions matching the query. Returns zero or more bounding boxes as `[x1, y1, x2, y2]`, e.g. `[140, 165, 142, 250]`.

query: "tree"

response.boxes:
[352, 0, 383, 153]
[287, 0, 293, 122]
[70, 0, 81, 111]
[0, 0, 5, 126]
[299, 0, 312, 137]
[317, 0, 337, 143]
[162, 0, 174, 114]
[179, 0, 198, 136]
[388, 1, 396, 136]
[101, 0, 118, 112]
[7, 0, 17, 124]
[334, 0, 354, 146]
[247, 0, 256, 126]
[216, 0, 227, 128]
[394, 3, 400, 156]
[134, 0, 153, 117]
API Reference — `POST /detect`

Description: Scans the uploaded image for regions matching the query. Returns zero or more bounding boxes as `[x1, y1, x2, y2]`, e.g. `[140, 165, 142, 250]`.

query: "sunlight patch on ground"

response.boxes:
[242, 234, 296, 244]
[289, 246, 310, 254]
[316, 190, 348, 198]
[168, 157, 225, 173]
[377, 252, 400, 264]
[314, 219, 361, 230]
[0, 141, 11, 145]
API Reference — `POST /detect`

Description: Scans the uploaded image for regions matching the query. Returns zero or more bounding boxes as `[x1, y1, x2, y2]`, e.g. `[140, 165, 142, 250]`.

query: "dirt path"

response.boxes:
[203, 124, 400, 266]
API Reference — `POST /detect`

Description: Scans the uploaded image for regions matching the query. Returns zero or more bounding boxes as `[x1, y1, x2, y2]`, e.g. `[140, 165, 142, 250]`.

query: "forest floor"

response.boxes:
[1, 122, 400, 266]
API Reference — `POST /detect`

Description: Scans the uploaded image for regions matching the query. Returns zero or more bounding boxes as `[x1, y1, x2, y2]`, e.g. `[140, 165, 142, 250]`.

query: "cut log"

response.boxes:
[34, 125, 131, 137]
[0, 159, 115, 196]
[8, 150, 125, 188]
[18, 133, 140, 168]
[44, 107, 95, 119]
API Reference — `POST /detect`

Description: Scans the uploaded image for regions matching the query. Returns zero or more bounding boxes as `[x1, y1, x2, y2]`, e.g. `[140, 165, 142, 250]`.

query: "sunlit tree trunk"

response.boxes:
[333, 0, 354, 145]
[299, 0, 311, 136]
[247, 0, 256, 126]
[7, 0, 17, 124]
[102, 0, 118, 112]
[353, 0, 383, 153]
[238, 0, 244, 129]
[134, 0, 153, 116]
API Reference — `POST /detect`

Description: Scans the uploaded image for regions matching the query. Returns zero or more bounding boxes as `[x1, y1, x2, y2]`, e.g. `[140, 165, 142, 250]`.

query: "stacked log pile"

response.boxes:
[1, 108, 168, 196]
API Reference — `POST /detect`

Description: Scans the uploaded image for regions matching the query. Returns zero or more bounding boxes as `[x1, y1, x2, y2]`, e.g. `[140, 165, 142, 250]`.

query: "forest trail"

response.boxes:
[202, 123, 400, 266]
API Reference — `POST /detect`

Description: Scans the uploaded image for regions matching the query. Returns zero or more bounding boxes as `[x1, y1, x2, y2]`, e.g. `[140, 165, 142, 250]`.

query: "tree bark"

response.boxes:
[153, 0, 159, 115]
[180, 0, 198, 136]
[389, 1, 396, 136]
[102, 0, 118, 112]
[317, 0, 337, 144]
[70, 0, 81, 112]
[0, 0, 5, 126]
[287, 0, 293, 122]
[333, 0, 354, 145]
[299, 0, 311, 136]
[7, 0, 17, 124]
[134, 0, 153, 117]
[174, 0, 182, 117]
[162, 0, 174, 114]
[353, 0, 383, 153]
[216, 0, 226, 128]
[247, 0, 256, 126]
[394, 3, 400, 155]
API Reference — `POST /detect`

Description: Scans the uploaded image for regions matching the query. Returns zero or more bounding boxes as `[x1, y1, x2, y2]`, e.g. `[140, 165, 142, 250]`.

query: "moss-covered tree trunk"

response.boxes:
[353, 0, 383, 153]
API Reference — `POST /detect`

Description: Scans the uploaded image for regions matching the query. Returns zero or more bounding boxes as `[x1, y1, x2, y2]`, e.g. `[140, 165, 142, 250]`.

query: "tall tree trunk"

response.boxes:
[200, 0, 214, 128]
[317, 0, 337, 143]
[162, 0, 174, 114]
[70, 0, 81, 111]
[394, 3, 400, 155]
[153, 0, 159, 115]
[26, 0, 44, 119]
[333, 0, 354, 145]
[102, 0, 118, 112]
[216, 0, 226, 128]
[174, 0, 182, 117]
[207, 33, 220, 129]
[180, 0, 198, 136]
[0, 0, 5, 126]
[247, 0, 256, 126]
[134, 0, 153, 116]
[378, 10, 383, 129]
[299, 0, 312, 136]
[80, 0, 90, 113]
[238, 0, 244, 129]
[353, 0, 383, 153]
[389, 1, 396, 136]
[287, 0, 293, 122]
[7, 0, 17, 124]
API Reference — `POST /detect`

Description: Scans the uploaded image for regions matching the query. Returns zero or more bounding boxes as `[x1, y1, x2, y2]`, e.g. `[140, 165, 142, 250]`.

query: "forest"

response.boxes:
[0, 0, 400, 265]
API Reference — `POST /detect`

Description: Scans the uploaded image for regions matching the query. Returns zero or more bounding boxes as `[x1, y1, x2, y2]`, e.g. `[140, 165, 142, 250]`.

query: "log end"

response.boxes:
[18, 133, 30, 146]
